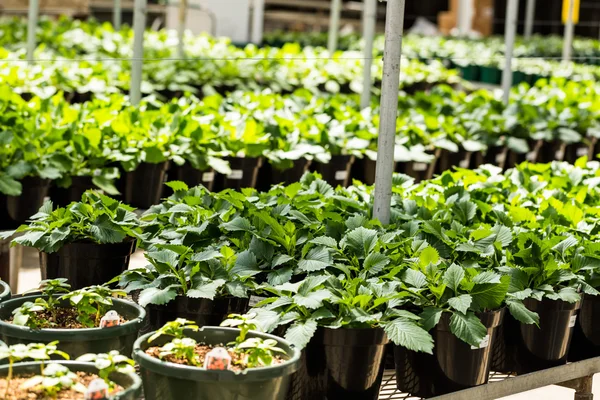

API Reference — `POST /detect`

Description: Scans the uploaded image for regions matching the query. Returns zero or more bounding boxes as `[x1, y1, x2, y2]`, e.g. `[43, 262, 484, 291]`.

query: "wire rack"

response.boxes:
[378, 370, 515, 400]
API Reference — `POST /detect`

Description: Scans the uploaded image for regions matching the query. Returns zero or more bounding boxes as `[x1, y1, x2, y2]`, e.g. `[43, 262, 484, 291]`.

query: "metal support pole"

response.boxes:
[457, 0, 473, 36]
[251, 0, 265, 45]
[563, 0, 575, 62]
[501, 0, 518, 104]
[130, 0, 147, 106]
[373, 0, 405, 225]
[328, 0, 342, 53]
[360, 0, 377, 110]
[26, 0, 39, 64]
[113, 0, 122, 29]
[177, 0, 187, 59]
[524, 0, 535, 39]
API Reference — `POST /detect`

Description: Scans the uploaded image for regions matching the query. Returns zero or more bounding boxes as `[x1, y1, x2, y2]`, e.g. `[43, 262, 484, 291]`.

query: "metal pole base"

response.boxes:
[559, 375, 594, 400]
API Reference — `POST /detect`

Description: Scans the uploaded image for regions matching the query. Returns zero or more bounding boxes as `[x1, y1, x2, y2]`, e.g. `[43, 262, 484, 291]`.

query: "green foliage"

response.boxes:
[148, 319, 199, 343]
[76, 351, 136, 389]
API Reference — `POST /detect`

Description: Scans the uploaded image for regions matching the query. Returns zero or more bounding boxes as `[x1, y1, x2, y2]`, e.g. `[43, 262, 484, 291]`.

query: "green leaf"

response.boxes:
[0, 174, 22, 196]
[221, 217, 253, 232]
[191, 250, 222, 262]
[507, 300, 539, 325]
[89, 215, 126, 243]
[165, 181, 189, 192]
[471, 275, 510, 310]
[420, 307, 444, 331]
[285, 319, 317, 349]
[188, 279, 226, 299]
[138, 286, 179, 307]
[403, 268, 427, 289]
[271, 254, 293, 267]
[472, 271, 501, 284]
[342, 227, 378, 257]
[364, 253, 390, 274]
[448, 294, 472, 314]
[453, 200, 477, 224]
[267, 267, 293, 285]
[419, 246, 439, 267]
[293, 289, 332, 309]
[552, 236, 579, 258]
[443, 263, 465, 292]
[298, 275, 330, 295]
[383, 319, 434, 354]
[92, 176, 120, 196]
[298, 246, 332, 272]
[449, 312, 488, 348]
[310, 236, 338, 248]
[547, 287, 581, 303]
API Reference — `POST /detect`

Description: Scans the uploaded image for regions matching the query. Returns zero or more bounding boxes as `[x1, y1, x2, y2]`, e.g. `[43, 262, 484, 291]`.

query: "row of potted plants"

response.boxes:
[3, 157, 600, 397]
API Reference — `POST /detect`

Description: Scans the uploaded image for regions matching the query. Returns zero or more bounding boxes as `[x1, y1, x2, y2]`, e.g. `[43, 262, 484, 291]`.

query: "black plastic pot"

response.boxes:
[269, 159, 311, 187]
[492, 298, 581, 374]
[479, 66, 502, 84]
[133, 326, 301, 400]
[214, 157, 262, 191]
[50, 176, 95, 207]
[121, 162, 169, 209]
[0, 280, 10, 303]
[311, 155, 355, 187]
[0, 361, 142, 399]
[0, 237, 9, 285]
[40, 239, 136, 290]
[288, 327, 388, 400]
[167, 163, 215, 192]
[0, 295, 145, 358]
[395, 309, 504, 398]
[140, 296, 250, 335]
[0, 176, 51, 228]
[569, 294, 600, 361]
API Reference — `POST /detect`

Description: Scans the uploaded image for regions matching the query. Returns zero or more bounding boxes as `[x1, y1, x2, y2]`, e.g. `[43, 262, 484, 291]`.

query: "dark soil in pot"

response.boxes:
[0, 361, 142, 400]
[569, 294, 600, 361]
[213, 157, 262, 191]
[286, 327, 388, 400]
[0, 176, 51, 228]
[139, 296, 250, 335]
[166, 163, 215, 193]
[492, 298, 581, 374]
[395, 309, 504, 398]
[121, 162, 170, 209]
[0, 295, 146, 358]
[311, 155, 355, 187]
[40, 238, 136, 290]
[133, 326, 301, 400]
[50, 176, 96, 207]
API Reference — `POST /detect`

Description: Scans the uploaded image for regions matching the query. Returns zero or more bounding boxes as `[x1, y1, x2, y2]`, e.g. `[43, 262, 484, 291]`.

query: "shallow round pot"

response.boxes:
[133, 326, 301, 400]
[40, 239, 136, 289]
[0, 361, 142, 399]
[0, 280, 10, 303]
[0, 295, 146, 358]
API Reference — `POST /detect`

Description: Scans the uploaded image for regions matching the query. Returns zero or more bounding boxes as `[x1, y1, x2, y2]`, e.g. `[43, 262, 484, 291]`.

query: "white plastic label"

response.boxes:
[204, 347, 231, 370]
[413, 162, 428, 172]
[569, 315, 577, 328]
[249, 295, 267, 307]
[555, 150, 565, 160]
[202, 172, 215, 183]
[459, 159, 470, 168]
[99, 310, 120, 328]
[471, 334, 490, 350]
[335, 170, 348, 181]
[495, 153, 506, 164]
[577, 147, 589, 157]
[85, 378, 109, 400]
[229, 170, 243, 180]
[526, 152, 537, 162]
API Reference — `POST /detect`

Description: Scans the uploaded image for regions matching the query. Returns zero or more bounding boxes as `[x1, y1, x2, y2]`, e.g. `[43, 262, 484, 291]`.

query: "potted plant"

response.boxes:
[132, 318, 301, 400]
[0, 342, 142, 399]
[252, 228, 434, 400]
[117, 246, 252, 334]
[492, 231, 586, 374]
[6, 191, 139, 289]
[0, 279, 146, 358]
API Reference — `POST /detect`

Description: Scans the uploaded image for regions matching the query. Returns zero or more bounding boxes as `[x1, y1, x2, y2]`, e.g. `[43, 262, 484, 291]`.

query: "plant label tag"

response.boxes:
[459, 159, 470, 168]
[100, 310, 121, 328]
[204, 347, 231, 370]
[335, 170, 348, 181]
[413, 162, 428, 171]
[495, 153, 506, 164]
[577, 147, 589, 157]
[229, 170, 243, 180]
[249, 295, 267, 307]
[85, 378, 109, 400]
[470, 334, 490, 350]
[555, 149, 565, 160]
[569, 315, 577, 328]
[526, 151, 536, 162]
[202, 172, 215, 183]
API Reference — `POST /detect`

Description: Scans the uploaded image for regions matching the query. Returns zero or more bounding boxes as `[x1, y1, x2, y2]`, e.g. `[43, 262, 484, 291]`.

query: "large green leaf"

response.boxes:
[449, 312, 488, 348]
[420, 307, 444, 331]
[0, 174, 22, 196]
[138, 286, 179, 307]
[285, 319, 318, 349]
[470, 275, 510, 310]
[293, 289, 332, 309]
[507, 300, 539, 325]
[448, 294, 472, 314]
[443, 263, 465, 292]
[383, 319, 434, 354]
[298, 246, 332, 272]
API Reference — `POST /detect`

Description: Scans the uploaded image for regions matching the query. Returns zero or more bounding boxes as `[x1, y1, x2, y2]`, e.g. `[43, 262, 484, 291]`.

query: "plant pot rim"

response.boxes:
[0, 360, 142, 399]
[0, 281, 10, 302]
[39, 237, 137, 254]
[0, 295, 146, 341]
[133, 326, 301, 382]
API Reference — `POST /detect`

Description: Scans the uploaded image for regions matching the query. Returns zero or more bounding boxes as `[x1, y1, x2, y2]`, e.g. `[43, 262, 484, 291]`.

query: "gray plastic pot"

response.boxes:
[0, 360, 142, 399]
[0, 280, 10, 303]
[0, 295, 146, 358]
[133, 326, 302, 400]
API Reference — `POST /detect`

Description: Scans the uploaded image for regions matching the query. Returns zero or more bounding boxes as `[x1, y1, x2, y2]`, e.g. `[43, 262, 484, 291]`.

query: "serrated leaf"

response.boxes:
[298, 275, 330, 295]
[191, 250, 222, 262]
[138, 286, 179, 307]
[298, 246, 332, 272]
[221, 217, 253, 232]
[0, 174, 22, 196]
[364, 253, 390, 274]
[188, 279, 226, 299]
[507, 300, 539, 325]
[293, 289, 332, 309]
[165, 181, 189, 192]
[285, 319, 317, 349]
[383, 319, 434, 354]
[448, 294, 472, 314]
[453, 200, 477, 224]
[419, 246, 439, 267]
[403, 268, 427, 289]
[420, 307, 444, 331]
[470, 275, 510, 310]
[342, 227, 378, 257]
[443, 263, 465, 292]
[89, 215, 125, 243]
[267, 267, 293, 285]
[310, 236, 338, 248]
[271, 254, 293, 267]
[449, 312, 488, 348]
